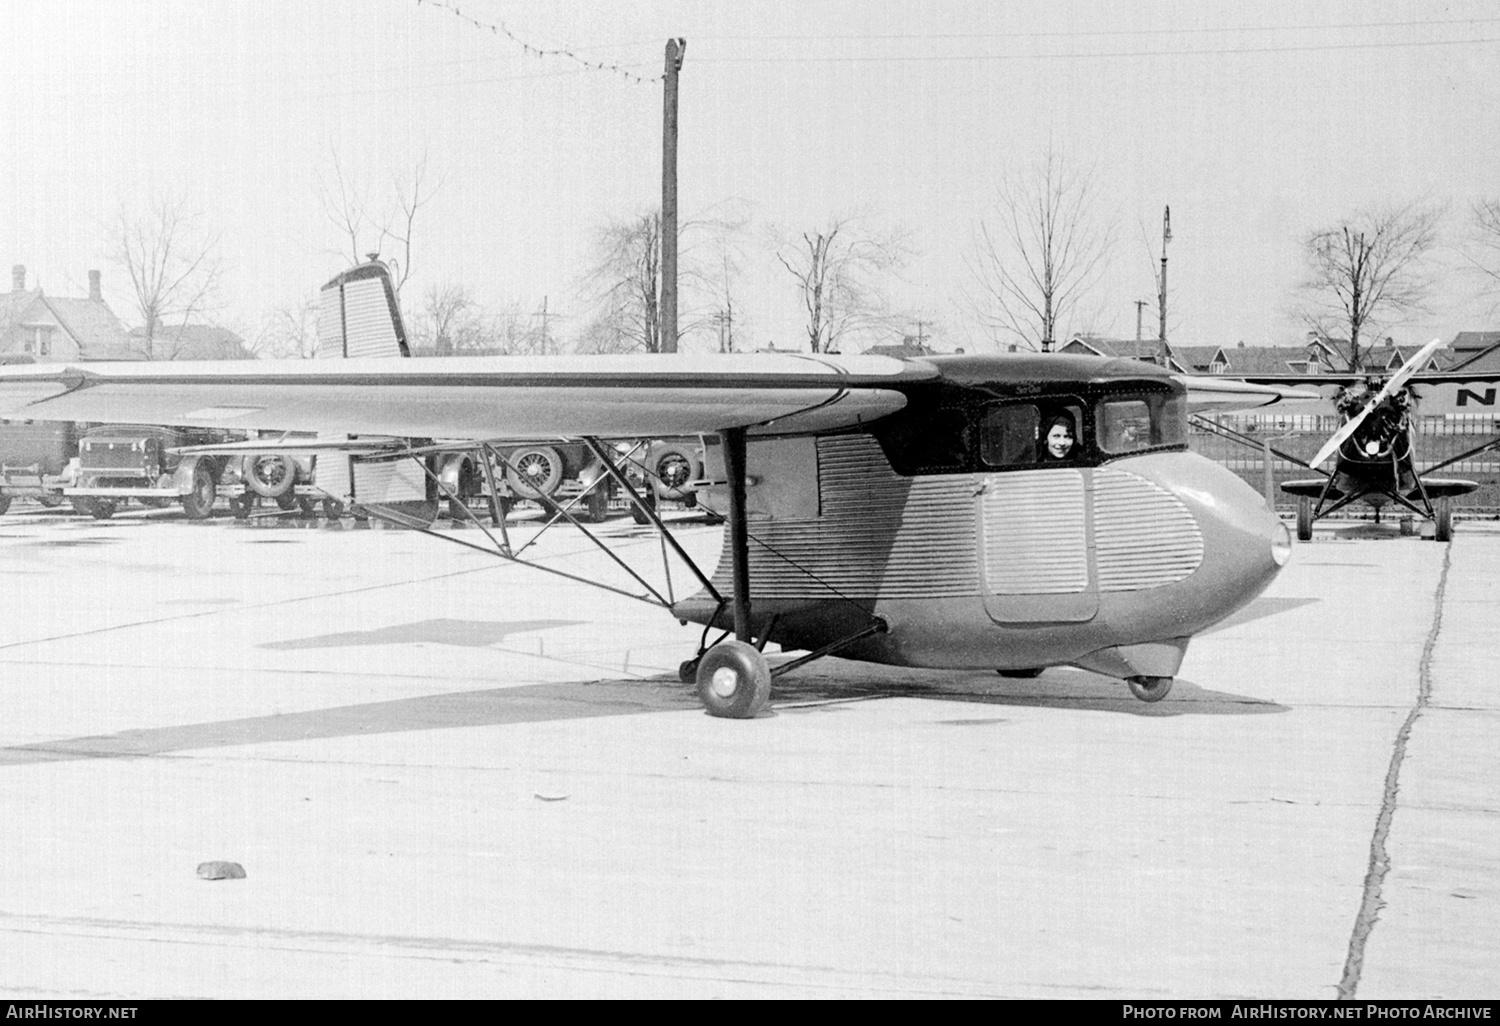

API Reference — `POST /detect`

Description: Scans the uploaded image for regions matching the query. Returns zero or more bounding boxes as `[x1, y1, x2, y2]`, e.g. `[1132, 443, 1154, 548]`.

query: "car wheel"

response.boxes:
[180, 464, 216, 519]
[503, 446, 565, 499]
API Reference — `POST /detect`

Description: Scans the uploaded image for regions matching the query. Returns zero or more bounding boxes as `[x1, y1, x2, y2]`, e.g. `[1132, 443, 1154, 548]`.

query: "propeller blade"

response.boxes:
[1311, 402, 1376, 468]
[1309, 337, 1444, 468]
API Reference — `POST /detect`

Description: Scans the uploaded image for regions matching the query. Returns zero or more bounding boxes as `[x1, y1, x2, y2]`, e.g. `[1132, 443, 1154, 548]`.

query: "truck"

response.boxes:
[65, 423, 237, 519]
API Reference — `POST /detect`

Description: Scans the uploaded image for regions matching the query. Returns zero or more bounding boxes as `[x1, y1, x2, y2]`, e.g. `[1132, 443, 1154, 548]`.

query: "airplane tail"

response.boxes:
[310, 259, 435, 523]
[316, 259, 411, 359]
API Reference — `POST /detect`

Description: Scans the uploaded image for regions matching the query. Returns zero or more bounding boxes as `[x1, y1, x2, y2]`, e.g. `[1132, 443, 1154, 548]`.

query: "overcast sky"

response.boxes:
[4, 0, 1500, 355]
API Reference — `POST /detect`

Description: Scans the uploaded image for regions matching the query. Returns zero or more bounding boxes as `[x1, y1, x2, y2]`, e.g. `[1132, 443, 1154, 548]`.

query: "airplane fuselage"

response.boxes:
[677, 355, 1291, 682]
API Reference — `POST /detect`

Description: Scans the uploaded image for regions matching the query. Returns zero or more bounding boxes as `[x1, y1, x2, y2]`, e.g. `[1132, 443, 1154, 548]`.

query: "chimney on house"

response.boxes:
[12, 265, 24, 292]
[89, 270, 101, 301]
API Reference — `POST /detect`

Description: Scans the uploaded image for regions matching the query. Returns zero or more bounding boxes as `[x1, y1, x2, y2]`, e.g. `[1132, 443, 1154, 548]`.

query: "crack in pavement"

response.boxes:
[1337, 541, 1451, 999]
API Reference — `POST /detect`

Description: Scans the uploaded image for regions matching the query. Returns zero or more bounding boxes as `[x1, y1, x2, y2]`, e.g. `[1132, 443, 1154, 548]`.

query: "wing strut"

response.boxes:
[722, 427, 753, 643]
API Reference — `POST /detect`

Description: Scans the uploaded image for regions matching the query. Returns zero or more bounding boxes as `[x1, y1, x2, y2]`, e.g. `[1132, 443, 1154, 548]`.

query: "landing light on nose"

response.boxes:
[1272, 520, 1292, 566]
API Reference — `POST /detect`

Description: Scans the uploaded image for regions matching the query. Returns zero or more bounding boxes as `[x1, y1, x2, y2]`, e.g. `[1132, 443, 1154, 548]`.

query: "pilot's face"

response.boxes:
[1046, 423, 1075, 458]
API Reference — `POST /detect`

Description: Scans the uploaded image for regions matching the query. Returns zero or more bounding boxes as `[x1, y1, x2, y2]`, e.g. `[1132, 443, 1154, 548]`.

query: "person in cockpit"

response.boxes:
[1041, 414, 1076, 461]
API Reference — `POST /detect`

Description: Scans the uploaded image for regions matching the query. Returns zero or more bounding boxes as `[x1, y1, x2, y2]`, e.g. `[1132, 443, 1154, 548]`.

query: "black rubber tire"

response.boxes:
[678, 658, 701, 684]
[583, 486, 609, 523]
[0, 495, 10, 515]
[228, 495, 253, 519]
[629, 487, 657, 525]
[90, 499, 116, 520]
[70, 497, 97, 516]
[275, 491, 299, 511]
[180, 464, 216, 519]
[321, 498, 346, 520]
[1434, 497, 1453, 542]
[1127, 676, 1173, 702]
[647, 442, 702, 501]
[1296, 497, 1313, 542]
[37, 494, 62, 508]
[504, 446, 565, 499]
[695, 640, 772, 719]
[246, 454, 297, 498]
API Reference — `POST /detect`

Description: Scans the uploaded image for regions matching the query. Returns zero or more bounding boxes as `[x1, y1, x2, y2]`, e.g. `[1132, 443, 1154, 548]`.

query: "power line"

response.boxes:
[415, 0, 661, 83]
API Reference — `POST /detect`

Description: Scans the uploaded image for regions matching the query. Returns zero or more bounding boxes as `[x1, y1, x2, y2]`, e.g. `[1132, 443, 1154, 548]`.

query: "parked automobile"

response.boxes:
[65, 424, 236, 519]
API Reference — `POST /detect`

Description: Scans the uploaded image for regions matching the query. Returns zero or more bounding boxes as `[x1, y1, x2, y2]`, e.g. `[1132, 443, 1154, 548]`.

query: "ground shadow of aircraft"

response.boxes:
[0, 260, 1314, 719]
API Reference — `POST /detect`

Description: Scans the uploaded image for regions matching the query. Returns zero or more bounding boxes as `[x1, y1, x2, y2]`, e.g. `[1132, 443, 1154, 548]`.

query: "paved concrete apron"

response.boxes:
[0, 508, 1488, 998]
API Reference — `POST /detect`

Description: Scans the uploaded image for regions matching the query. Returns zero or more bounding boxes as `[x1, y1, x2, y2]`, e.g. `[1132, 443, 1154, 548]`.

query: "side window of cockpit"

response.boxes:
[980, 405, 1040, 466]
[1099, 394, 1187, 454]
[1100, 400, 1152, 454]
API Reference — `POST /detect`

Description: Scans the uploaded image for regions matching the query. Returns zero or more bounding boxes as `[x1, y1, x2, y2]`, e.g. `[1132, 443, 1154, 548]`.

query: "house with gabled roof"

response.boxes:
[0, 265, 136, 361]
[1056, 335, 1189, 370]
[1445, 331, 1500, 374]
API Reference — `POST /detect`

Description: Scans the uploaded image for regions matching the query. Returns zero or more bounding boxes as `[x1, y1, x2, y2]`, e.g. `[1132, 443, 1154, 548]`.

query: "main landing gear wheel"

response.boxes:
[1296, 496, 1313, 542]
[695, 640, 772, 719]
[1127, 676, 1173, 703]
[1434, 497, 1453, 543]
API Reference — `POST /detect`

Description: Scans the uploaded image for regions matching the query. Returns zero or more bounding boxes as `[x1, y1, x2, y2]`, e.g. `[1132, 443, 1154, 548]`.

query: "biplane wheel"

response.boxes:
[678, 657, 700, 684]
[997, 668, 1043, 678]
[180, 464, 217, 520]
[1434, 498, 1453, 543]
[695, 640, 772, 719]
[1126, 675, 1173, 703]
[1296, 497, 1313, 542]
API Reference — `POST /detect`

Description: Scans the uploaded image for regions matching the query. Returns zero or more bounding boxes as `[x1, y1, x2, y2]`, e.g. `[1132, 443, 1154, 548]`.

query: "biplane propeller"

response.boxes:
[0, 260, 1317, 716]
[1199, 337, 1500, 542]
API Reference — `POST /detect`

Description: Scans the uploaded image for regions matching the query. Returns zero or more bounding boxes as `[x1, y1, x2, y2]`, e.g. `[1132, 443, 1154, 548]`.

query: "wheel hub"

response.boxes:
[710, 666, 740, 699]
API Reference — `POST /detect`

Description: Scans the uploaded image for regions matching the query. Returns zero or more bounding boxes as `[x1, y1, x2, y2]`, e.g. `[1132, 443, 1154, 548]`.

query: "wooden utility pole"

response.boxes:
[660, 38, 686, 354]
[1157, 205, 1171, 365]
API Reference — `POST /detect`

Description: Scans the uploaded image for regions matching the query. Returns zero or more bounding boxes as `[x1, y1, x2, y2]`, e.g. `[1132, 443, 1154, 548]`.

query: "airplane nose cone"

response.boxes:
[1124, 452, 1289, 628]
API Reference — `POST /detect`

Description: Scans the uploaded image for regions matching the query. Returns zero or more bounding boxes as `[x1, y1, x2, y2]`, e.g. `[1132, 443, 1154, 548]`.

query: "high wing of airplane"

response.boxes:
[0, 260, 1315, 718]
[1205, 338, 1500, 542]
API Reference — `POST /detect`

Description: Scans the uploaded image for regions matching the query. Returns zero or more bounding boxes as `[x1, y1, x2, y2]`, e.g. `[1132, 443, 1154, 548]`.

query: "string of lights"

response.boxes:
[415, 0, 661, 84]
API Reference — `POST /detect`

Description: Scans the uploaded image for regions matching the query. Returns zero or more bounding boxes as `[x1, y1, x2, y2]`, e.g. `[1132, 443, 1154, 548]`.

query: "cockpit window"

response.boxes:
[1100, 400, 1151, 454]
[980, 402, 1084, 468]
[1098, 394, 1186, 454]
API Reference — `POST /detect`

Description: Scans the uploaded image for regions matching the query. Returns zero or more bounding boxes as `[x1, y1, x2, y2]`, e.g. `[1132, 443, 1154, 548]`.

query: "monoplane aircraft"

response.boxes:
[0, 261, 1313, 717]
[1205, 338, 1500, 542]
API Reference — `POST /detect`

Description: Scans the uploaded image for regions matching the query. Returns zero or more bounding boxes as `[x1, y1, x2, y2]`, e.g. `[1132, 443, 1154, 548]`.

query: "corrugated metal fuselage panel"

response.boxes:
[688, 433, 1208, 660]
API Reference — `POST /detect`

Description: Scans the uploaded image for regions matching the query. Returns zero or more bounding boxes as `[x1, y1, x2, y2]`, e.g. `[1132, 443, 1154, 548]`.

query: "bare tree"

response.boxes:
[412, 283, 488, 355]
[109, 192, 226, 360]
[315, 148, 441, 295]
[1298, 199, 1444, 371]
[1465, 198, 1500, 306]
[774, 215, 909, 353]
[580, 212, 664, 353]
[249, 298, 319, 359]
[966, 146, 1115, 351]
